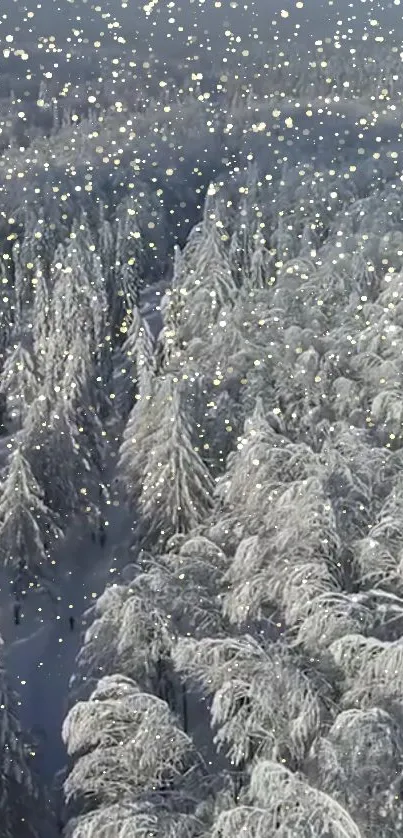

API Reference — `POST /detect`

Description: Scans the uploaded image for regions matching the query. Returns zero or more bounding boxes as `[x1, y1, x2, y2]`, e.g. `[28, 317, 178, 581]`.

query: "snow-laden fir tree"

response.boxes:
[222, 475, 341, 628]
[31, 259, 50, 373]
[113, 304, 155, 418]
[49, 236, 106, 368]
[156, 246, 192, 374]
[64, 801, 201, 838]
[209, 760, 361, 838]
[62, 674, 203, 838]
[60, 334, 107, 489]
[161, 191, 238, 359]
[142, 535, 228, 640]
[118, 373, 170, 511]
[74, 579, 175, 704]
[0, 639, 46, 838]
[0, 442, 61, 577]
[174, 635, 327, 773]
[69, 216, 109, 347]
[315, 707, 403, 836]
[114, 196, 146, 318]
[96, 204, 116, 320]
[212, 397, 290, 542]
[21, 380, 100, 528]
[132, 374, 215, 544]
[0, 341, 38, 427]
[11, 244, 30, 331]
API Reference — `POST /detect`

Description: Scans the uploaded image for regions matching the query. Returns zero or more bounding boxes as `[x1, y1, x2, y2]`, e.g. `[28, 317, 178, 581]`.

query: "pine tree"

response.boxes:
[0, 443, 61, 577]
[0, 642, 46, 838]
[115, 197, 145, 316]
[32, 260, 50, 374]
[22, 388, 72, 521]
[75, 580, 175, 702]
[62, 675, 197, 812]
[12, 244, 29, 330]
[137, 375, 215, 543]
[174, 635, 325, 772]
[316, 707, 403, 835]
[144, 535, 228, 640]
[162, 196, 238, 358]
[0, 341, 38, 427]
[65, 803, 200, 838]
[209, 760, 361, 838]
[113, 305, 155, 418]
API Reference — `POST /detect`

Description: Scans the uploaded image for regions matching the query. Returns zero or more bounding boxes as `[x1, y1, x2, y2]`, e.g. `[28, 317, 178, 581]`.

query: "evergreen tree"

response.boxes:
[174, 635, 326, 773]
[0, 341, 38, 427]
[316, 708, 403, 835]
[75, 580, 174, 703]
[135, 375, 215, 543]
[209, 760, 361, 838]
[162, 195, 238, 360]
[63, 675, 196, 811]
[0, 642, 47, 838]
[0, 443, 61, 577]
[113, 305, 155, 418]
[32, 260, 50, 374]
[22, 382, 96, 527]
[114, 196, 146, 318]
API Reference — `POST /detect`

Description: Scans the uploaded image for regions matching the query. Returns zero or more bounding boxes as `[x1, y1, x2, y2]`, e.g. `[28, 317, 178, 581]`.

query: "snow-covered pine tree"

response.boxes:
[138, 374, 215, 543]
[21, 380, 95, 528]
[212, 397, 285, 544]
[62, 674, 199, 823]
[0, 261, 13, 356]
[114, 197, 145, 319]
[113, 304, 155, 418]
[0, 341, 38, 427]
[209, 760, 361, 838]
[64, 802, 201, 838]
[49, 235, 111, 420]
[97, 204, 116, 323]
[0, 643, 47, 838]
[315, 707, 403, 836]
[156, 245, 187, 372]
[222, 475, 340, 628]
[12, 243, 29, 330]
[174, 635, 326, 773]
[227, 162, 265, 283]
[74, 580, 175, 704]
[61, 333, 106, 470]
[132, 314, 156, 402]
[20, 206, 65, 282]
[162, 193, 238, 359]
[50, 237, 102, 367]
[118, 377, 162, 512]
[69, 215, 109, 346]
[31, 259, 50, 374]
[0, 442, 61, 578]
[143, 535, 228, 640]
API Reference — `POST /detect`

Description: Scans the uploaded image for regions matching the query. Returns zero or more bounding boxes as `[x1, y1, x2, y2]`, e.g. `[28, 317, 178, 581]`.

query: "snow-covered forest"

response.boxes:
[2, 1, 403, 836]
